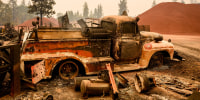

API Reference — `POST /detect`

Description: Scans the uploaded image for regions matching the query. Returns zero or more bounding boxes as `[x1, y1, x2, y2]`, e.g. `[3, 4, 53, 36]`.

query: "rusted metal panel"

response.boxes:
[30, 29, 83, 39]
[10, 44, 21, 97]
[82, 57, 114, 74]
[46, 56, 114, 76]
[74, 76, 98, 91]
[31, 60, 45, 84]
[22, 54, 114, 83]
[86, 62, 114, 73]
[21, 78, 37, 90]
[80, 79, 110, 98]
[21, 52, 87, 79]
[44, 57, 82, 77]
[23, 41, 90, 55]
[106, 63, 119, 95]
[115, 73, 129, 88]
[25, 41, 88, 51]
[22, 52, 92, 62]
[23, 39, 111, 57]
[139, 41, 174, 67]
[88, 39, 111, 57]
[120, 39, 140, 60]
[133, 73, 151, 93]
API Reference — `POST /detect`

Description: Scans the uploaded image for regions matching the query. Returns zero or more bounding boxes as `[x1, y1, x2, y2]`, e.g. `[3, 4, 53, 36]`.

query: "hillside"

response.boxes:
[138, 2, 200, 35]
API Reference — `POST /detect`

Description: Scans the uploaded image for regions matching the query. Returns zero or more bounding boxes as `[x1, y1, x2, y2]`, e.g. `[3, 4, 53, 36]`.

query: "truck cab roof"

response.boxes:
[101, 15, 139, 24]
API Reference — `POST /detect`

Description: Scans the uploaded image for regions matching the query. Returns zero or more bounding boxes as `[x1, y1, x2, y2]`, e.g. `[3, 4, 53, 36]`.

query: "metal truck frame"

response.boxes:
[21, 15, 174, 84]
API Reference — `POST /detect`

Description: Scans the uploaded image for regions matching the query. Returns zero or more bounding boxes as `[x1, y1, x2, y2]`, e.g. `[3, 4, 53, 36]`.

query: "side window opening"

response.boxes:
[101, 21, 114, 32]
[120, 22, 139, 36]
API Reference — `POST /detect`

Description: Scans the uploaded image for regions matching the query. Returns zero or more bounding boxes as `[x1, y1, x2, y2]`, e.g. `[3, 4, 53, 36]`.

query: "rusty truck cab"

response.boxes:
[100, 16, 142, 63]
[100, 15, 174, 71]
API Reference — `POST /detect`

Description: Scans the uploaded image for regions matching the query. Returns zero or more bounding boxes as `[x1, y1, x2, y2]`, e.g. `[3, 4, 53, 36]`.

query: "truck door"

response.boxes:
[119, 22, 141, 61]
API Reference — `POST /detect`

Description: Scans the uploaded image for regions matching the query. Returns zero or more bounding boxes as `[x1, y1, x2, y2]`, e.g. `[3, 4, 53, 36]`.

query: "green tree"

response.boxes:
[118, 0, 128, 15]
[83, 2, 89, 18]
[28, 0, 56, 26]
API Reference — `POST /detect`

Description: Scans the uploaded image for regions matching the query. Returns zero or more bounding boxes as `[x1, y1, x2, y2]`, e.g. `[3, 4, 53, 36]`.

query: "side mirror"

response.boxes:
[136, 17, 140, 22]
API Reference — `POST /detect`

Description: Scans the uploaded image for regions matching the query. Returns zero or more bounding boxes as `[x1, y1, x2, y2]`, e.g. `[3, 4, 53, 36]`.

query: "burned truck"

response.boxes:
[21, 15, 175, 84]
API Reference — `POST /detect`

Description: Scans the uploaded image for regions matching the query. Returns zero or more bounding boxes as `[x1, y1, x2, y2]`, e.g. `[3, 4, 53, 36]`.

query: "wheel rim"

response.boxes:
[59, 61, 79, 80]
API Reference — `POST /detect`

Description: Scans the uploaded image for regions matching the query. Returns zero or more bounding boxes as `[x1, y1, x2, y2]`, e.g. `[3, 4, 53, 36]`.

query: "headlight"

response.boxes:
[144, 43, 152, 50]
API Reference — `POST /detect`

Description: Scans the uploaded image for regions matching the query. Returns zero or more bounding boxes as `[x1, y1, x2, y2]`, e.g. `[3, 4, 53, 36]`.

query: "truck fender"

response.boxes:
[139, 49, 173, 68]
[49, 54, 88, 77]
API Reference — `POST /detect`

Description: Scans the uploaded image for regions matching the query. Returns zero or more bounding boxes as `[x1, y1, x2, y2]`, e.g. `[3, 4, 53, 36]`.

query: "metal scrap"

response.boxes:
[106, 63, 119, 98]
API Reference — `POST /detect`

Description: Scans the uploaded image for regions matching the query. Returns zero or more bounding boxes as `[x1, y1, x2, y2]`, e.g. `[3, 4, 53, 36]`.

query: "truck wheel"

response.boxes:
[149, 53, 163, 68]
[58, 61, 79, 80]
[134, 74, 150, 93]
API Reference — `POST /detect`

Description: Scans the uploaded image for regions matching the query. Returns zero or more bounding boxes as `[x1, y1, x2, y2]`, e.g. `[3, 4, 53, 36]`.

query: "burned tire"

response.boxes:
[149, 53, 163, 68]
[58, 61, 79, 80]
[134, 74, 150, 93]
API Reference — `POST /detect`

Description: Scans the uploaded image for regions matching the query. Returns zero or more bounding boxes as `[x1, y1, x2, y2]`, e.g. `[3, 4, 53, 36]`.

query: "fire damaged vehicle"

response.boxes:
[21, 15, 177, 84]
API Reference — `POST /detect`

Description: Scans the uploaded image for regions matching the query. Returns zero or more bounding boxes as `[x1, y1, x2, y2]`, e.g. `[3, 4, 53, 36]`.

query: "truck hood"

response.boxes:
[140, 31, 163, 41]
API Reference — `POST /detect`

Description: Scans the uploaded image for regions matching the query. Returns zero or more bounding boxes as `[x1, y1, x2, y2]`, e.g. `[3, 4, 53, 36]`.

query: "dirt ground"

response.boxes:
[1, 34, 200, 100]
[163, 34, 200, 81]
[118, 34, 200, 99]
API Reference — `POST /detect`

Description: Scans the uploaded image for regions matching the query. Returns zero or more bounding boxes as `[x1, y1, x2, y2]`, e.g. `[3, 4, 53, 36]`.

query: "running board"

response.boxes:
[86, 63, 147, 75]
[114, 64, 146, 72]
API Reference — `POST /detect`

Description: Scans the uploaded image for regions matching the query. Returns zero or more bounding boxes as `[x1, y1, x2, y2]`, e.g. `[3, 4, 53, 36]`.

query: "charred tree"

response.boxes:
[28, 0, 56, 26]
